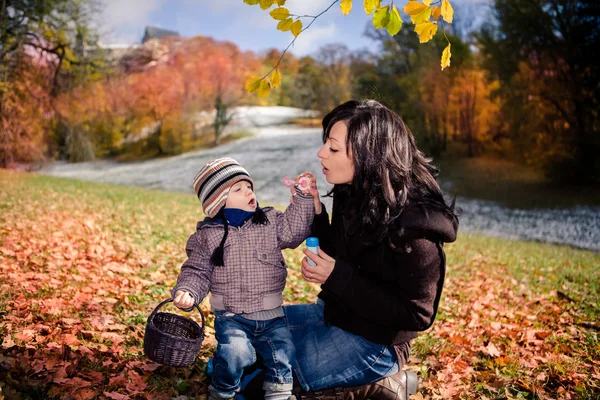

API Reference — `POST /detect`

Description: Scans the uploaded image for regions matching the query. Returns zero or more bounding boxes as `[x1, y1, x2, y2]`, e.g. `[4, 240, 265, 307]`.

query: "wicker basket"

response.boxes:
[143, 298, 205, 367]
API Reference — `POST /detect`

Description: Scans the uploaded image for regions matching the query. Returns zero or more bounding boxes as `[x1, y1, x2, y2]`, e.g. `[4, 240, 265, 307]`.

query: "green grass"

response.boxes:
[1, 169, 599, 399]
[436, 156, 600, 209]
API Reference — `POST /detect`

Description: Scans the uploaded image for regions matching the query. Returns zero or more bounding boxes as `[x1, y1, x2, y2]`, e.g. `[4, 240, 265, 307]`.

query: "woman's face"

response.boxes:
[317, 121, 354, 185]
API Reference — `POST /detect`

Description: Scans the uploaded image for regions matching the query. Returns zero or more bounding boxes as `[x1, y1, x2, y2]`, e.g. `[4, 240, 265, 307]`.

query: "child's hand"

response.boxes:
[289, 172, 321, 214]
[173, 290, 194, 310]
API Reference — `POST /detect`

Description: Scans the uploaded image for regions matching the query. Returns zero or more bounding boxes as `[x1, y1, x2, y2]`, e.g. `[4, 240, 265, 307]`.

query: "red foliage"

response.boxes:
[0, 57, 54, 167]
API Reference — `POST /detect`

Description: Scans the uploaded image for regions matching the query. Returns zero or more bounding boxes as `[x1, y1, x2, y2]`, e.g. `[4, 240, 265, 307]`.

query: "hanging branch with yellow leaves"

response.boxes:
[244, 0, 455, 97]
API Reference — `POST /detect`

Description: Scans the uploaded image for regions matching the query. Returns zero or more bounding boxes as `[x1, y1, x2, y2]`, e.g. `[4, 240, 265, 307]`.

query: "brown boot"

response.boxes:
[298, 370, 418, 400]
[343, 370, 418, 400]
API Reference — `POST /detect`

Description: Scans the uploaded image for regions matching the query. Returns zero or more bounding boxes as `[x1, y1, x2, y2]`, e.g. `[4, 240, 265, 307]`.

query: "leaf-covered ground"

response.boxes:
[0, 170, 598, 399]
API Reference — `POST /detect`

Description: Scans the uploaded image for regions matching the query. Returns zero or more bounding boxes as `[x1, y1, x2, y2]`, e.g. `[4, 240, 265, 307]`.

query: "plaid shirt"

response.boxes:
[173, 194, 314, 314]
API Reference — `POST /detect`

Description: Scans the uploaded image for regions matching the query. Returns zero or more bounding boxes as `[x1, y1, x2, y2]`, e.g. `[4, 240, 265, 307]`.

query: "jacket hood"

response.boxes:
[196, 206, 275, 230]
[396, 205, 459, 243]
[196, 218, 221, 230]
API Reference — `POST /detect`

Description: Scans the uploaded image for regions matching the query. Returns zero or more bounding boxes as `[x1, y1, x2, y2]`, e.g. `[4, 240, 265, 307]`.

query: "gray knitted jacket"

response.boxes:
[172, 193, 314, 314]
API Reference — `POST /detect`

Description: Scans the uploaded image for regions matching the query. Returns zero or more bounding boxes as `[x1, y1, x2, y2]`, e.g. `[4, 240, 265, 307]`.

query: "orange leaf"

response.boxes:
[1, 335, 16, 349]
[104, 392, 130, 400]
[61, 333, 81, 346]
[485, 342, 501, 357]
[14, 329, 35, 344]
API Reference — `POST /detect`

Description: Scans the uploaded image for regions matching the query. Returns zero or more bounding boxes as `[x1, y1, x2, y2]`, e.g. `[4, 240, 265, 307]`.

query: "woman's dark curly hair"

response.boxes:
[322, 99, 457, 239]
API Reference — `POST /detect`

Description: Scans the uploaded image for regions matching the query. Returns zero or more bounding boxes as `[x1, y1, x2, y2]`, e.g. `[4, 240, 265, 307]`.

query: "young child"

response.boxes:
[172, 157, 317, 400]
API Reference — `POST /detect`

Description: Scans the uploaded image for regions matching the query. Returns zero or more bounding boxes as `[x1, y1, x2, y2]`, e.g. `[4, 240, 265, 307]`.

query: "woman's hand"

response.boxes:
[173, 290, 194, 310]
[289, 171, 322, 214]
[301, 247, 335, 284]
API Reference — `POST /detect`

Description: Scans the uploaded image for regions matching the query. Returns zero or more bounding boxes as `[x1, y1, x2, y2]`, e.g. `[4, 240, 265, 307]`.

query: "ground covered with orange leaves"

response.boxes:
[1, 170, 598, 399]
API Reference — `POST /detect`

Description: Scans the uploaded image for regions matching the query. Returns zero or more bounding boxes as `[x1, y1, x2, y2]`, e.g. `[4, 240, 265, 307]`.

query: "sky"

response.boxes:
[99, 0, 491, 57]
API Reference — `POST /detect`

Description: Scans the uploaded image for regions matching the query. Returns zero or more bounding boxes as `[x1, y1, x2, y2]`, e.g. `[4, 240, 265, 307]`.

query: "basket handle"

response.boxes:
[150, 298, 206, 329]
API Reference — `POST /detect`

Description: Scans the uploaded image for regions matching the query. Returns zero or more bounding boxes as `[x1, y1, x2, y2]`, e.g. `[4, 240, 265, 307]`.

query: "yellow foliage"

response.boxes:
[414, 22, 437, 43]
[403, 1, 428, 16]
[340, 0, 352, 15]
[291, 19, 303, 36]
[411, 5, 432, 24]
[364, 0, 380, 14]
[258, 79, 271, 98]
[260, 0, 275, 10]
[244, 0, 458, 97]
[277, 18, 293, 31]
[271, 69, 282, 88]
[386, 5, 402, 35]
[245, 76, 262, 92]
[270, 7, 289, 20]
[441, 43, 451, 70]
[373, 6, 390, 28]
[441, 0, 454, 23]
[448, 68, 501, 149]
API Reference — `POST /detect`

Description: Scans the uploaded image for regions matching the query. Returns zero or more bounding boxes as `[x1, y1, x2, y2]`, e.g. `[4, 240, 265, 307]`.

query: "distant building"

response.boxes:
[91, 26, 181, 69]
[141, 26, 180, 44]
[99, 43, 140, 63]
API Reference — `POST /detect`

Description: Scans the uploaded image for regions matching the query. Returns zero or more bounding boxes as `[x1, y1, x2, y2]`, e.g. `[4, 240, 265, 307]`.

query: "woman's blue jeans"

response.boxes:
[284, 299, 399, 392]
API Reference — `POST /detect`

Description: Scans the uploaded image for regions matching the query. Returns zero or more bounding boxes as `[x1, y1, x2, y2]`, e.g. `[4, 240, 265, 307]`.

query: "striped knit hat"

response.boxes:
[193, 157, 254, 218]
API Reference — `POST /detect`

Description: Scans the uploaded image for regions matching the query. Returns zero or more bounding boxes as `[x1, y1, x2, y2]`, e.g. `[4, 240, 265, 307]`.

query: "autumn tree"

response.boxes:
[64, 36, 261, 158]
[130, 64, 185, 155]
[287, 45, 354, 114]
[262, 48, 300, 106]
[360, 24, 471, 155]
[207, 43, 259, 144]
[0, 57, 52, 167]
[0, 0, 104, 166]
[174, 37, 260, 145]
[53, 35, 262, 159]
[419, 63, 452, 155]
[478, 0, 600, 182]
[288, 56, 321, 111]
[447, 68, 501, 157]
[314, 44, 354, 112]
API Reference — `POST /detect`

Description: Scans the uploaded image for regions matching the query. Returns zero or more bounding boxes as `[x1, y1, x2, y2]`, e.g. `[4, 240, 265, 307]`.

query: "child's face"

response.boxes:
[225, 180, 257, 212]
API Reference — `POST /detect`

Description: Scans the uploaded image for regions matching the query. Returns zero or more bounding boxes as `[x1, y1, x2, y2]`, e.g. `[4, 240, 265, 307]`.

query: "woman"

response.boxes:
[245, 99, 459, 400]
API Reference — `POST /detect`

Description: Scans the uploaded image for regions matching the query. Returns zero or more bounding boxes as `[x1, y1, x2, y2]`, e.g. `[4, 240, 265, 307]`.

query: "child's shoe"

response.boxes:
[208, 385, 235, 399]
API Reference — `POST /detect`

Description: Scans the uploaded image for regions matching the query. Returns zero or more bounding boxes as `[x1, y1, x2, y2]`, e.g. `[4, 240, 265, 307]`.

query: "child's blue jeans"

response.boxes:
[211, 310, 295, 396]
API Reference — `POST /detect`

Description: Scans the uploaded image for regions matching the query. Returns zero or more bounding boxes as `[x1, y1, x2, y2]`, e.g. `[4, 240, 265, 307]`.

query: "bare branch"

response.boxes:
[261, 1, 340, 80]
